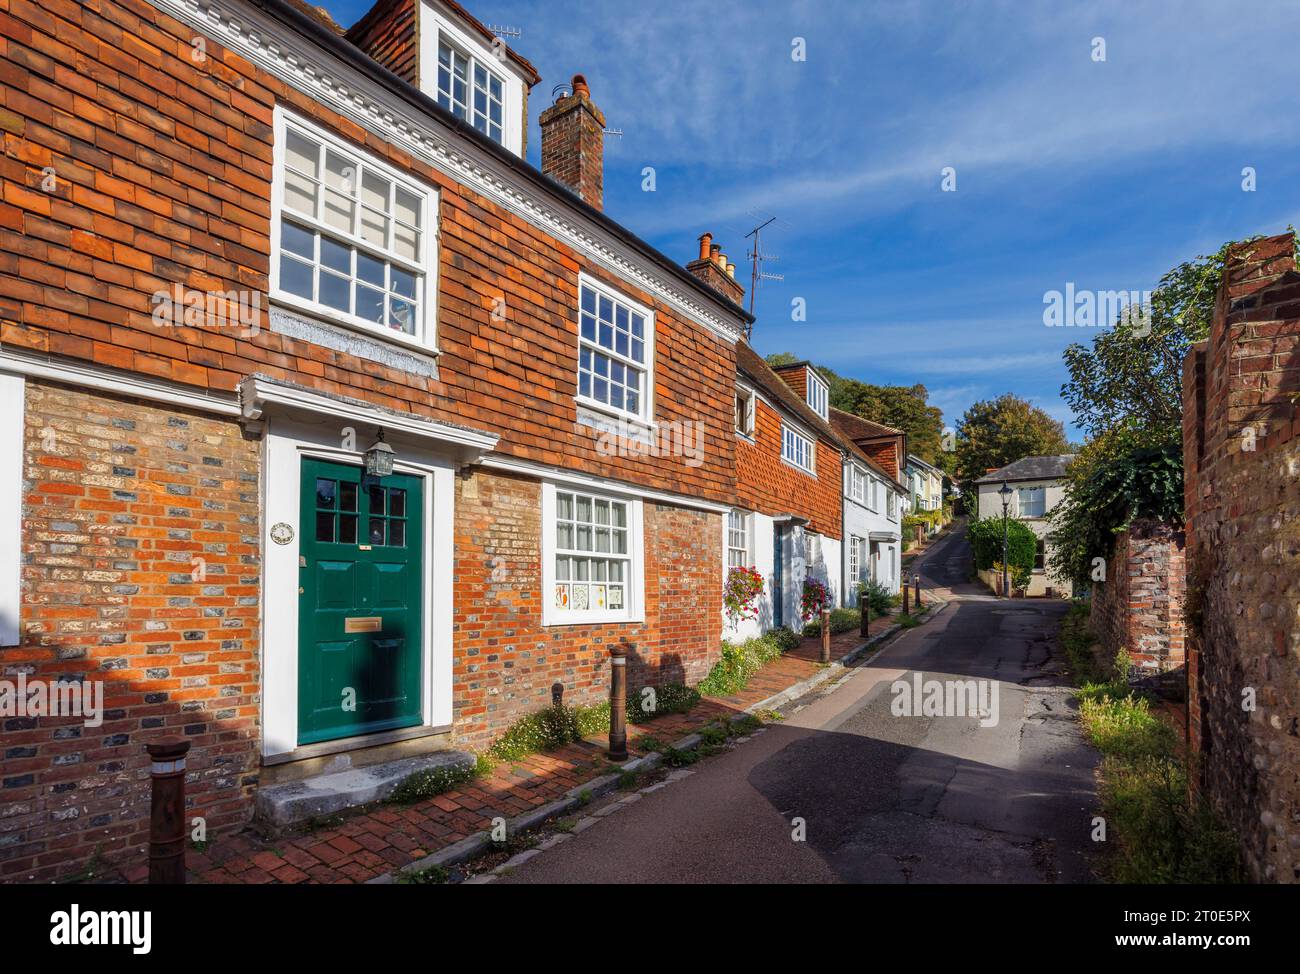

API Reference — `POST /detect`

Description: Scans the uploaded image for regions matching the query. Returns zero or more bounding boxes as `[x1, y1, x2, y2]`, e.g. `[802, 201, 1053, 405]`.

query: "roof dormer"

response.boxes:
[773, 361, 830, 421]
[346, 0, 541, 158]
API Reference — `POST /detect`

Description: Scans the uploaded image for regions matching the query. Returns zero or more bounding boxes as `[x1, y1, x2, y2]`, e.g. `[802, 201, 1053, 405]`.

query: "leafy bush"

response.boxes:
[770, 627, 802, 651]
[968, 515, 1036, 582]
[627, 682, 699, 723]
[803, 607, 861, 637]
[1047, 437, 1184, 589]
[698, 632, 790, 696]
[489, 704, 585, 762]
[859, 578, 894, 616]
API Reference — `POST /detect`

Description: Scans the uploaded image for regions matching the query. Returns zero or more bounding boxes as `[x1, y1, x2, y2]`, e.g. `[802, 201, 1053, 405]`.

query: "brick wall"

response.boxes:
[452, 468, 721, 750]
[0, 0, 737, 505]
[1182, 231, 1300, 883]
[1088, 518, 1186, 674]
[3, 380, 260, 883]
[736, 395, 842, 539]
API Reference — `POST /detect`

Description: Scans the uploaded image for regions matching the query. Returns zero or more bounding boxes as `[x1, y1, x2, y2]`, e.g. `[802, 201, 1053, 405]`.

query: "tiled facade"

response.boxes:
[0, 0, 750, 881]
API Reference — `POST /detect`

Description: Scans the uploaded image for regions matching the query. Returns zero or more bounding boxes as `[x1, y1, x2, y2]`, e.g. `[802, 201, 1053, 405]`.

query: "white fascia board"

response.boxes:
[0, 349, 240, 416]
[240, 376, 497, 449]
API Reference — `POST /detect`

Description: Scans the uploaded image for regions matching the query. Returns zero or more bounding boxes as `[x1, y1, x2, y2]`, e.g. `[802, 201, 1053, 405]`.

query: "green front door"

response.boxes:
[298, 458, 423, 746]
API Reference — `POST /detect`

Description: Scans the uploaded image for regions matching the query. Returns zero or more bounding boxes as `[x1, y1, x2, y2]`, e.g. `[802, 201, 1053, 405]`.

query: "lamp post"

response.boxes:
[998, 481, 1013, 598]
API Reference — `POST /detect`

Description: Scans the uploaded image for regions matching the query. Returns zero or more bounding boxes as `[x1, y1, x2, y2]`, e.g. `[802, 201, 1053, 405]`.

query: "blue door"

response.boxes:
[773, 525, 784, 628]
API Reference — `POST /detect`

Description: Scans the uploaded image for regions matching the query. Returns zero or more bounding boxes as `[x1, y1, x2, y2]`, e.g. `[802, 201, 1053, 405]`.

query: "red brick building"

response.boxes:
[0, 0, 752, 880]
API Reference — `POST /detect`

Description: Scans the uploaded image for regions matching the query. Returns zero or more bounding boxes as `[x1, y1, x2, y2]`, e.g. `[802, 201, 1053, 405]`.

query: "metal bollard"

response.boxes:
[859, 591, 869, 637]
[608, 644, 628, 761]
[902, 580, 910, 616]
[820, 607, 831, 663]
[914, 573, 922, 608]
[146, 737, 191, 884]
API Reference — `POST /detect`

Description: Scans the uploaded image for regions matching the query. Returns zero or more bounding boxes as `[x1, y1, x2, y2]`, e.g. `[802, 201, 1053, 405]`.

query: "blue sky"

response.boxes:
[321, 0, 1300, 438]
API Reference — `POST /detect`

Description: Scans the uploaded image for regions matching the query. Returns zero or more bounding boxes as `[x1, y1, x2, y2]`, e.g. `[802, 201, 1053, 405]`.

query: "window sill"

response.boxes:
[270, 292, 439, 357]
[542, 611, 644, 627]
[780, 456, 817, 478]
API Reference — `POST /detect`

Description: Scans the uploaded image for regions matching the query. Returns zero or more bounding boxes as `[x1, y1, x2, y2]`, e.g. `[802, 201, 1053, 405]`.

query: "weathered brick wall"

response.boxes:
[3, 380, 260, 883]
[0, 0, 737, 504]
[345, 0, 417, 86]
[1182, 232, 1300, 883]
[1088, 518, 1186, 673]
[452, 469, 721, 750]
[736, 395, 842, 539]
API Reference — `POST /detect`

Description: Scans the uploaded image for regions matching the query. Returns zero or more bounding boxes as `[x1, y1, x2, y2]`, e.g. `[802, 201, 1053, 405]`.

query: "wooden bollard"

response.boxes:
[146, 737, 191, 884]
[859, 591, 869, 637]
[608, 644, 628, 761]
[902, 580, 910, 616]
[820, 607, 831, 663]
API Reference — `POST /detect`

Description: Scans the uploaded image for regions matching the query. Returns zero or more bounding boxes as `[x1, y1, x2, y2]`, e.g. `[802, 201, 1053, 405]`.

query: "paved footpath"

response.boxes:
[501, 525, 1100, 884]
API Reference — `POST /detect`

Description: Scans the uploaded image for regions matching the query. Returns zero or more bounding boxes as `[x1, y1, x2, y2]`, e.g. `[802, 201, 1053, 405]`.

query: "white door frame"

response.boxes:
[260, 414, 459, 762]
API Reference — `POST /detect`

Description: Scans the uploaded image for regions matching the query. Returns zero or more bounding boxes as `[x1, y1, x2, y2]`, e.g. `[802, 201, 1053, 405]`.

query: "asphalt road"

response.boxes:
[501, 525, 1099, 883]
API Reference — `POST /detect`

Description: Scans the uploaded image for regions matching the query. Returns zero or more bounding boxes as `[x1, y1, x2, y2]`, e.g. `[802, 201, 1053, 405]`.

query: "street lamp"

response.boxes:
[998, 481, 1013, 597]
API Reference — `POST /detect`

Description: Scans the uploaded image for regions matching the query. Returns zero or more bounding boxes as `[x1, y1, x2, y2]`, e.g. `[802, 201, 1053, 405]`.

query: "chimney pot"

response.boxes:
[572, 74, 589, 98]
[698, 232, 712, 261]
[727, 262, 736, 278]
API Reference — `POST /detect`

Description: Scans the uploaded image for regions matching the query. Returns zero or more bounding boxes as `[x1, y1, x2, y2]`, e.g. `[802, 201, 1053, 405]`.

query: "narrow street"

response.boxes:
[502, 525, 1099, 883]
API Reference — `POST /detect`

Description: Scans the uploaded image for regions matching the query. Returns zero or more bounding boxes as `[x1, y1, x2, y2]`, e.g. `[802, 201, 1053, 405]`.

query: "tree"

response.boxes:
[1060, 238, 1249, 442]
[762, 354, 946, 463]
[954, 393, 1069, 488]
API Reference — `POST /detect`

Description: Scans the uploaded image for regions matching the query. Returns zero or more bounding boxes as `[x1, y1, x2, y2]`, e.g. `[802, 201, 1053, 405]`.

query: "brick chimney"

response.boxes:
[539, 74, 605, 209]
[686, 231, 745, 306]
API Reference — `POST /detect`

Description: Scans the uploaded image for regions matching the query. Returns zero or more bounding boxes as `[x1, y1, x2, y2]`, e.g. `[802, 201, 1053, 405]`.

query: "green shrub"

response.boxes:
[627, 682, 700, 723]
[698, 632, 791, 696]
[968, 516, 1036, 581]
[489, 705, 583, 762]
[770, 627, 802, 651]
[858, 578, 893, 616]
[803, 607, 861, 637]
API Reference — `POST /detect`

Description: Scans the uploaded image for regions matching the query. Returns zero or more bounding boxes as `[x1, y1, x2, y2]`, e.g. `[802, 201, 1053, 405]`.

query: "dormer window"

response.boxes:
[807, 368, 829, 421]
[436, 38, 505, 145]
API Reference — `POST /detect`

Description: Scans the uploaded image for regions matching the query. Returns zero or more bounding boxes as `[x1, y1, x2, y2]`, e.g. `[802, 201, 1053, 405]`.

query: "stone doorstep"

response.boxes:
[254, 749, 476, 829]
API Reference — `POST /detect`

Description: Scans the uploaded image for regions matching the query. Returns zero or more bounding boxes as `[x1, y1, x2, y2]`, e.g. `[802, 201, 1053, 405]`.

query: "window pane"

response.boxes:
[320, 236, 350, 274]
[361, 170, 389, 212]
[356, 285, 385, 323]
[281, 220, 314, 258]
[357, 251, 385, 287]
[369, 518, 386, 546]
[339, 513, 357, 544]
[360, 206, 388, 248]
[394, 187, 421, 228]
[389, 489, 405, 517]
[316, 479, 336, 509]
[284, 169, 318, 216]
[394, 224, 419, 262]
[391, 268, 417, 299]
[323, 189, 353, 232]
[286, 130, 320, 178]
[340, 482, 357, 512]
[319, 271, 349, 312]
[325, 150, 355, 193]
[279, 255, 313, 299]
[315, 511, 334, 542]
[389, 298, 415, 334]
[390, 520, 405, 548]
